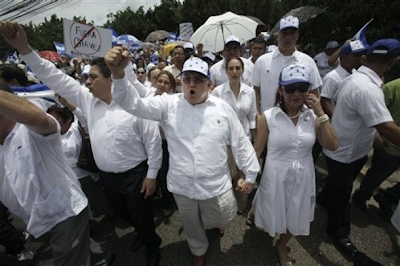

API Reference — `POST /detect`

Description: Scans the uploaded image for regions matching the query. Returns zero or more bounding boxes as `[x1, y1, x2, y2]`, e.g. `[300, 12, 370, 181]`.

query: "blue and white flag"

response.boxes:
[167, 32, 179, 41]
[352, 18, 373, 45]
[8, 51, 19, 63]
[53, 41, 66, 56]
[12, 51, 19, 63]
[109, 26, 119, 46]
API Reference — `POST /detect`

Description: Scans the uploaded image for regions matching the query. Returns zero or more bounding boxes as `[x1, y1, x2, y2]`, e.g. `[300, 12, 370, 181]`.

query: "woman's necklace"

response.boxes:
[287, 110, 301, 119]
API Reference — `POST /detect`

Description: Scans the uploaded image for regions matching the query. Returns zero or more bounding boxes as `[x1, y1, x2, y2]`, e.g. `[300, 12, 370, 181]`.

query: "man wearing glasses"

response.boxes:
[209, 35, 254, 88]
[164, 45, 185, 92]
[106, 50, 260, 266]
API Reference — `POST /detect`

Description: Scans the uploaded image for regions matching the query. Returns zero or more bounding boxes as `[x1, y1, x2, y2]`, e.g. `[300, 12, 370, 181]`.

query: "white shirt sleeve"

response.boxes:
[137, 118, 162, 179]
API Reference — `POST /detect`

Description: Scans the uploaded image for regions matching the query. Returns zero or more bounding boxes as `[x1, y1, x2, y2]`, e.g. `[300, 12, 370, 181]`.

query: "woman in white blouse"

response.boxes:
[211, 56, 257, 214]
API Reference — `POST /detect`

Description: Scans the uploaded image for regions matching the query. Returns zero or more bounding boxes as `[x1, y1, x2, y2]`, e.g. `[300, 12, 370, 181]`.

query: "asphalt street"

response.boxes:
[1, 155, 399, 265]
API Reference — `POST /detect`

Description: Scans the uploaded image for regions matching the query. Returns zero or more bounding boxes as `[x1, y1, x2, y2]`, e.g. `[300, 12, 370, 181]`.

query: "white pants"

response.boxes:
[174, 189, 237, 256]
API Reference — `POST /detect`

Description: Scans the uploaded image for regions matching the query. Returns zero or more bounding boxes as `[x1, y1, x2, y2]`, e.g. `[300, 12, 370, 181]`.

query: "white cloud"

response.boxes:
[17, 0, 161, 26]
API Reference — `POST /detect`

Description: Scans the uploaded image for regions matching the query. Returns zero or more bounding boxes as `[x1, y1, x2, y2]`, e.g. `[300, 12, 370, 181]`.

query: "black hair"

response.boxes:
[89, 57, 111, 78]
[252, 36, 268, 47]
[0, 81, 15, 94]
[172, 46, 184, 56]
[46, 104, 74, 123]
[0, 64, 28, 86]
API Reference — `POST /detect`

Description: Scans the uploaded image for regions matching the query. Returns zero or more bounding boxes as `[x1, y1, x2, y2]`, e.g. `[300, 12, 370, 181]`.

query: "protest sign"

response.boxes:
[63, 19, 112, 59]
[179, 22, 193, 41]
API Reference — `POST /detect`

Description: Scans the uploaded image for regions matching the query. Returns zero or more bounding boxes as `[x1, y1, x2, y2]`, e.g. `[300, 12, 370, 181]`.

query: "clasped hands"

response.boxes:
[236, 178, 255, 195]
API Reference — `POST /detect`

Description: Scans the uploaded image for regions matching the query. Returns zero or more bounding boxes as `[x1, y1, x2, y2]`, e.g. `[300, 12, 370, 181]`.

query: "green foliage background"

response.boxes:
[1, 0, 399, 57]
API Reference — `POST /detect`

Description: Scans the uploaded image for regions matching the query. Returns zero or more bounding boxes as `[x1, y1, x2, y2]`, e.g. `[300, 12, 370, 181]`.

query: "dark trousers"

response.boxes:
[323, 156, 368, 238]
[49, 207, 91, 266]
[99, 161, 161, 253]
[354, 148, 400, 202]
[0, 202, 24, 256]
[157, 140, 174, 210]
[380, 182, 400, 204]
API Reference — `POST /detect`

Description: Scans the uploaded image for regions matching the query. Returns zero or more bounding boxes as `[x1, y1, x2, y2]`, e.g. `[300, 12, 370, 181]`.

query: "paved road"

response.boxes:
[1, 155, 400, 265]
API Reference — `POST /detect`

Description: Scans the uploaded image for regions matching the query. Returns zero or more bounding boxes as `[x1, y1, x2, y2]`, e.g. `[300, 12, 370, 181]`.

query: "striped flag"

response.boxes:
[109, 26, 119, 46]
[53, 41, 66, 56]
[352, 18, 373, 46]
[167, 32, 179, 41]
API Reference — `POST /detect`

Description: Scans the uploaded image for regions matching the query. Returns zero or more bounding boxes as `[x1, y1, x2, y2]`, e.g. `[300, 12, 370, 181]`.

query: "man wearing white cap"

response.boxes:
[252, 15, 322, 113]
[313, 40, 340, 78]
[209, 35, 254, 87]
[105, 48, 260, 266]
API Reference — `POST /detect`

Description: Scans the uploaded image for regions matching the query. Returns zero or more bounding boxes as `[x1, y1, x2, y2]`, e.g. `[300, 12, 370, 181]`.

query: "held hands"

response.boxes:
[236, 178, 255, 195]
[104, 46, 131, 79]
[304, 93, 325, 117]
[0, 21, 32, 54]
[141, 178, 157, 199]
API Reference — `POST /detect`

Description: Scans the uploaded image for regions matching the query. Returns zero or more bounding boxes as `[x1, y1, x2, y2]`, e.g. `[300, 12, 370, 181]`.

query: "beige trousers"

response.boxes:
[174, 189, 237, 256]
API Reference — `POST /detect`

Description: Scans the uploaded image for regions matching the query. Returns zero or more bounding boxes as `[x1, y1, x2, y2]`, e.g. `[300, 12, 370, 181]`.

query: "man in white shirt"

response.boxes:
[210, 35, 254, 88]
[320, 38, 400, 260]
[252, 16, 322, 113]
[313, 40, 340, 78]
[0, 21, 162, 266]
[320, 40, 367, 117]
[105, 49, 260, 266]
[164, 45, 185, 91]
[0, 81, 90, 265]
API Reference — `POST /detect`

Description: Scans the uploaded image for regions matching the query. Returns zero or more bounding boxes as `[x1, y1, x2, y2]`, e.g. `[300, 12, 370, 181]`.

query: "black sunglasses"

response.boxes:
[282, 84, 310, 94]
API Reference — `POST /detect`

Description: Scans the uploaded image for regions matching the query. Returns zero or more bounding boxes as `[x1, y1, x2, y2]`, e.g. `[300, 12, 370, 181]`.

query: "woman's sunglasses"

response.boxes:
[282, 84, 310, 94]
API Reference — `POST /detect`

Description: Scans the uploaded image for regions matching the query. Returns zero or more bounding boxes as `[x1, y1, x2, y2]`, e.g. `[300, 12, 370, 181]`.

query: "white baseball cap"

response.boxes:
[81, 64, 91, 76]
[279, 16, 299, 31]
[181, 57, 209, 78]
[224, 35, 241, 46]
[183, 42, 195, 50]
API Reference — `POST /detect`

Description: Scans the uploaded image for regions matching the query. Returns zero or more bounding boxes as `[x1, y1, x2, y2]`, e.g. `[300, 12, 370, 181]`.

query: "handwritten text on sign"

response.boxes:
[63, 19, 112, 59]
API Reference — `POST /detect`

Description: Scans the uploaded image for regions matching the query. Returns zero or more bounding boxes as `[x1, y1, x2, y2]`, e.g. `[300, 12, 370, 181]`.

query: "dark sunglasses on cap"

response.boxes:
[282, 83, 310, 94]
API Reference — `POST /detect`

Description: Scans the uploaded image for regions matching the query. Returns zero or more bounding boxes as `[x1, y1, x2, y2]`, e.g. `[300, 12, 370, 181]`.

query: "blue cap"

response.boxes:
[279, 64, 311, 86]
[366, 38, 400, 56]
[150, 54, 159, 64]
[340, 40, 369, 56]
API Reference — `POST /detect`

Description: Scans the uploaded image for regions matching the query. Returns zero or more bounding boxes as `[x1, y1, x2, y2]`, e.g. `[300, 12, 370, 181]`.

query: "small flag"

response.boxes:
[53, 41, 66, 56]
[352, 18, 373, 46]
[10, 51, 19, 63]
[109, 26, 119, 46]
[167, 32, 179, 41]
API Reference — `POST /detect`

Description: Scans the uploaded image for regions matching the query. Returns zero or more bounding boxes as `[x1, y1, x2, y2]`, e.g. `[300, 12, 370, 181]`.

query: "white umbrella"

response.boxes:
[190, 11, 258, 53]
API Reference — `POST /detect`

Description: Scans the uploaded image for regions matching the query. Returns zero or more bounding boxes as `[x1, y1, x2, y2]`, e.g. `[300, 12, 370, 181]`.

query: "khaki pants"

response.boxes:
[174, 189, 237, 256]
